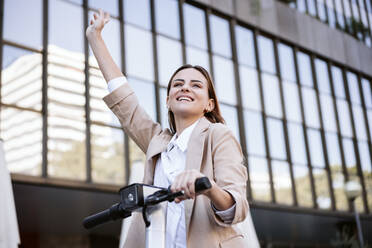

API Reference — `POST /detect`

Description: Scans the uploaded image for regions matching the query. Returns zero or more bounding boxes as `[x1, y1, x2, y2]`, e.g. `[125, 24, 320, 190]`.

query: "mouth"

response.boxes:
[176, 95, 194, 102]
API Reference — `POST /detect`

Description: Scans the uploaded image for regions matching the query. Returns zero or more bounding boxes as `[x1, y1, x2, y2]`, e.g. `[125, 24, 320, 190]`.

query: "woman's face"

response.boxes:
[167, 68, 214, 119]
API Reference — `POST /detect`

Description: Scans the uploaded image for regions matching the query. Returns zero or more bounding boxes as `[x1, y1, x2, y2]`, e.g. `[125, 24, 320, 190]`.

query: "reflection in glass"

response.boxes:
[272, 160, 293, 205]
[1, 107, 42, 176]
[249, 156, 271, 202]
[336, 99, 353, 137]
[89, 0, 118, 16]
[332, 169, 349, 211]
[352, 106, 367, 140]
[257, 36, 276, 74]
[184, 4, 207, 50]
[267, 118, 287, 160]
[332, 66, 345, 99]
[239, 66, 261, 111]
[288, 123, 307, 165]
[302, 88, 320, 128]
[124, 0, 151, 30]
[157, 36, 182, 86]
[346, 72, 361, 104]
[342, 138, 357, 173]
[283, 81, 302, 123]
[278, 43, 296, 83]
[210, 15, 231, 58]
[307, 129, 325, 168]
[213, 56, 236, 105]
[235, 26, 256, 68]
[129, 78, 156, 121]
[244, 110, 266, 157]
[313, 168, 331, 209]
[320, 94, 337, 132]
[91, 125, 124, 185]
[155, 0, 180, 39]
[125, 25, 154, 81]
[186, 47, 209, 71]
[297, 52, 313, 87]
[315, 59, 331, 94]
[293, 164, 313, 207]
[4, 0, 42, 49]
[262, 73, 282, 118]
[49, 0, 84, 53]
[220, 104, 239, 141]
[361, 78, 372, 108]
[2, 46, 42, 111]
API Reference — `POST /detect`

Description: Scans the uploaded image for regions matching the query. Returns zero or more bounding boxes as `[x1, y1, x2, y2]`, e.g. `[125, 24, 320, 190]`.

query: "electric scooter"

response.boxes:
[83, 177, 211, 248]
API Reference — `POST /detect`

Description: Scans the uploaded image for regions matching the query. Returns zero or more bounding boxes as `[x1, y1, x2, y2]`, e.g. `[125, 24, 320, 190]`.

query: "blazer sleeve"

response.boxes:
[210, 124, 249, 227]
[103, 83, 162, 153]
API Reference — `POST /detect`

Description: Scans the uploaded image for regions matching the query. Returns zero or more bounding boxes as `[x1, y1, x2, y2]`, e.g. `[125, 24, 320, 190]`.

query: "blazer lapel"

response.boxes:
[184, 117, 210, 234]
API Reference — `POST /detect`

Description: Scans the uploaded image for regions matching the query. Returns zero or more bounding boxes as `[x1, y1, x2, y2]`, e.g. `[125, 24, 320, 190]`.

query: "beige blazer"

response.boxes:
[103, 84, 249, 248]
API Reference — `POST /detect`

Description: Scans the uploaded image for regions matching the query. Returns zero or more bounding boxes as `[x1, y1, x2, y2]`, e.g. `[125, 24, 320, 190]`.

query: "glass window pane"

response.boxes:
[317, 1, 327, 21]
[89, 13, 121, 68]
[155, 0, 180, 39]
[184, 4, 207, 50]
[235, 26, 256, 68]
[313, 168, 332, 209]
[315, 59, 331, 94]
[262, 73, 282, 118]
[297, 52, 313, 87]
[272, 160, 293, 205]
[288, 122, 308, 165]
[1, 107, 42, 176]
[129, 78, 156, 121]
[307, 129, 325, 168]
[342, 138, 357, 174]
[4, 0, 42, 49]
[327, 0, 337, 28]
[239, 66, 261, 111]
[124, 0, 151, 30]
[278, 43, 296, 83]
[336, 99, 353, 137]
[368, 110, 372, 141]
[220, 104, 239, 141]
[352, 105, 367, 140]
[332, 168, 349, 211]
[159, 87, 169, 129]
[186, 47, 209, 71]
[213, 56, 236, 105]
[293, 164, 313, 207]
[49, 0, 84, 53]
[129, 138, 146, 173]
[332, 66, 345, 98]
[358, 141, 371, 174]
[361, 78, 372, 108]
[283, 81, 302, 123]
[346, 72, 361, 104]
[302, 88, 320, 128]
[267, 118, 287, 160]
[320, 94, 337, 132]
[210, 15, 231, 58]
[2, 46, 42, 111]
[157, 36, 182, 86]
[91, 125, 125, 184]
[244, 110, 266, 156]
[257, 36, 276, 74]
[308, 0, 317, 16]
[89, 67, 121, 127]
[249, 156, 271, 202]
[325, 132, 342, 167]
[89, 0, 118, 16]
[125, 25, 154, 81]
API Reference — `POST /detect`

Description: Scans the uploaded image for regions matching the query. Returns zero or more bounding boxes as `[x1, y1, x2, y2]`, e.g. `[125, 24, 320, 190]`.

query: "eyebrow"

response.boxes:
[173, 79, 204, 83]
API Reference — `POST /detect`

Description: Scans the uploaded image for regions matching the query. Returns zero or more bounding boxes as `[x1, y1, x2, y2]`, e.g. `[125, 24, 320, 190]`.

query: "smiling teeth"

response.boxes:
[178, 97, 192, 101]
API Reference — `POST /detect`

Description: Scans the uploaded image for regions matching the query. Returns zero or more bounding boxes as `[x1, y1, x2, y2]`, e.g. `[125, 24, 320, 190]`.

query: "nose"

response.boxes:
[181, 83, 190, 92]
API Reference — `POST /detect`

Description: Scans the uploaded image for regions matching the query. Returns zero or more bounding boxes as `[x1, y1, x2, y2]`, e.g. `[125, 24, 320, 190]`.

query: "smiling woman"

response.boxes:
[86, 9, 254, 248]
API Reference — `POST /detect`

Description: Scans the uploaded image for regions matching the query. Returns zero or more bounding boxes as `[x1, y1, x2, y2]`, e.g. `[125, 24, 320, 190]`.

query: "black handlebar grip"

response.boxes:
[83, 208, 111, 229]
[195, 177, 212, 192]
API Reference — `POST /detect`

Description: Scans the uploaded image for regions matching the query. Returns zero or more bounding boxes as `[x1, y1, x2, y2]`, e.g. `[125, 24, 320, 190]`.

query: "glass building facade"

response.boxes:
[1, 0, 372, 246]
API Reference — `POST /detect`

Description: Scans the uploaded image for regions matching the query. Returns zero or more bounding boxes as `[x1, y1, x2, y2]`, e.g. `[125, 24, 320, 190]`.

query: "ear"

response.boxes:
[207, 99, 215, 112]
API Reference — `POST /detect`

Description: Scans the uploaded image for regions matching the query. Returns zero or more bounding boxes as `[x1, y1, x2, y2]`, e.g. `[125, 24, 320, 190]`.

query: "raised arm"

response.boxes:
[86, 9, 123, 82]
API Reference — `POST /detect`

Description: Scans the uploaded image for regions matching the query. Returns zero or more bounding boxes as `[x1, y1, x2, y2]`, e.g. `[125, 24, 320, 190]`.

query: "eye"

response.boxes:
[173, 82, 182, 87]
[192, 83, 202, 88]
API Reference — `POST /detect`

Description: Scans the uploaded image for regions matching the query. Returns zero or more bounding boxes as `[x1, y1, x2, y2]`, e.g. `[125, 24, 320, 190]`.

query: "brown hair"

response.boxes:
[167, 64, 225, 134]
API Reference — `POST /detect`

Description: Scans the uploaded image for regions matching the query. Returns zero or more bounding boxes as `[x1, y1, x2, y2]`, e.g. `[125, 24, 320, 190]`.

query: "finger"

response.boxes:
[90, 19, 93, 25]
[104, 12, 110, 22]
[189, 179, 196, 199]
[99, 9, 104, 18]
[93, 13, 98, 20]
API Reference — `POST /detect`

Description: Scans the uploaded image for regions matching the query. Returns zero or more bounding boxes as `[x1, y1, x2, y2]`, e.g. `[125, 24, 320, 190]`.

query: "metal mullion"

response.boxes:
[342, 69, 369, 213]
[205, 8, 214, 80]
[327, 62, 352, 211]
[178, 0, 186, 65]
[310, 55, 336, 211]
[150, 0, 161, 125]
[253, 30, 276, 204]
[293, 47, 317, 208]
[332, 0, 342, 28]
[323, 0, 331, 24]
[0, 0, 4, 116]
[119, 0, 130, 186]
[83, 0, 92, 183]
[42, 0, 48, 178]
[304, 0, 310, 14]
[314, 0, 321, 19]
[273, 39, 298, 206]
[229, 19, 251, 200]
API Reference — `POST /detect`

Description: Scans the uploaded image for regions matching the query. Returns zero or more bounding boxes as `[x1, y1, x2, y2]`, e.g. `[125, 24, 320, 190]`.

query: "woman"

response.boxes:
[87, 10, 249, 248]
